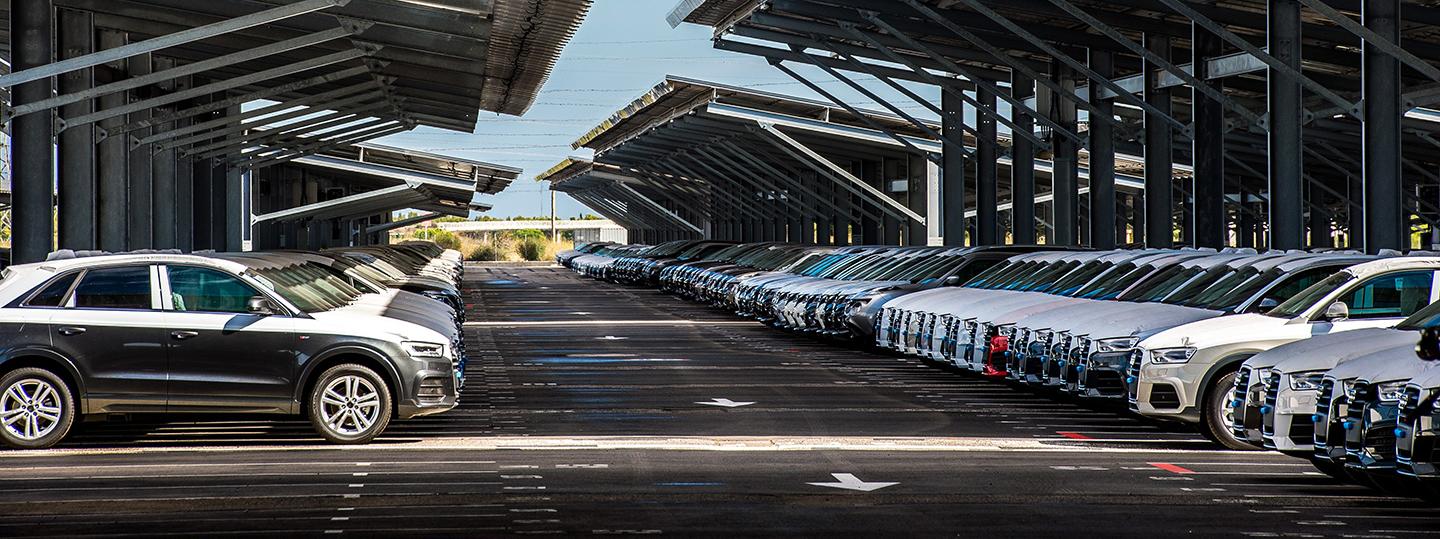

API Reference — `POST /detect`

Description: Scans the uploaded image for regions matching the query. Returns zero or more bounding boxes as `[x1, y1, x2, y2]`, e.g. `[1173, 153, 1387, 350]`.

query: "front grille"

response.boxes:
[1345, 381, 1375, 453]
[1231, 366, 1252, 432]
[1126, 349, 1144, 401]
[1261, 371, 1281, 437]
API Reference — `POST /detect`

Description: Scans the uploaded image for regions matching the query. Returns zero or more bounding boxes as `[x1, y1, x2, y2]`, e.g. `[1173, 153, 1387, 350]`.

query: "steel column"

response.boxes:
[96, 30, 129, 252]
[976, 86, 998, 245]
[57, 8, 96, 251]
[11, 0, 55, 263]
[127, 53, 154, 249]
[1192, 25, 1228, 249]
[1051, 59, 1080, 246]
[909, 153, 939, 246]
[941, 85, 966, 247]
[151, 57, 179, 249]
[1143, 34, 1175, 248]
[1363, 0, 1404, 252]
[1089, 50, 1118, 250]
[1012, 71, 1036, 245]
[1269, 0, 1306, 250]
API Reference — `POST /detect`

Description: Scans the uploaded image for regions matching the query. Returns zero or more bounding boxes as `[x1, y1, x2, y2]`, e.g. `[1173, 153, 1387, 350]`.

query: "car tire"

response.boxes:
[1200, 370, 1261, 451]
[308, 364, 392, 445]
[0, 367, 77, 450]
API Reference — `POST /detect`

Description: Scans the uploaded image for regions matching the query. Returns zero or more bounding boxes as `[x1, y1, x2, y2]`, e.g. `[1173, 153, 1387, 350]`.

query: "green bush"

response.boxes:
[516, 238, 548, 261]
[510, 228, 547, 241]
[411, 228, 462, 251]
[468, 242, 506, 261]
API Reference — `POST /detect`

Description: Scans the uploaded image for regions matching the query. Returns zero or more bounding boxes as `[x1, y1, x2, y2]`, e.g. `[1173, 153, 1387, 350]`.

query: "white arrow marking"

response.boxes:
[695, 398, 755, 408]
[807, 473, 898, 492]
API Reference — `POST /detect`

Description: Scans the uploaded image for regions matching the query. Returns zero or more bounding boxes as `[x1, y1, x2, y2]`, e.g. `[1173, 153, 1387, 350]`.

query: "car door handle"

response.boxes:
[171, 331, 200, 341]
[57, 326, 86, 336]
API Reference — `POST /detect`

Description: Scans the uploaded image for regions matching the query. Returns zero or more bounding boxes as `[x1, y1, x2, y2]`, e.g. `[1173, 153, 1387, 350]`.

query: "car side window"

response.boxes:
[72, 266, 154, 310]
[1342, 271, 1435, 319]
[167, 266, 262, 314]
[25, 273, 79, 307]
[1256, 267, 1337, 309]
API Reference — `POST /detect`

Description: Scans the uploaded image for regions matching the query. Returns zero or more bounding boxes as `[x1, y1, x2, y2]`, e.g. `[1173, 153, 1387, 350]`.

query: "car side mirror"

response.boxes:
[943, 275, 963, 286]
[1418, 327, 1440, 362]
[1257, 298, 1279, 311]
[247, 296, 278, 315]
[1323, 301, 1350, 321]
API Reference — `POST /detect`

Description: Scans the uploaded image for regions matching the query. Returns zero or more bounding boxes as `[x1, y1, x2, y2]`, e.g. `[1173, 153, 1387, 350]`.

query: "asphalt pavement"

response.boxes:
[1, 264, 1435, 537]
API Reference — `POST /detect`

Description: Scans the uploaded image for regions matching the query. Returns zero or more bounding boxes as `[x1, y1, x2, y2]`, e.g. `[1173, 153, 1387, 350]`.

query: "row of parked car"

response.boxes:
[560, 240, 1440, 499]
[0, 242, 466, 449]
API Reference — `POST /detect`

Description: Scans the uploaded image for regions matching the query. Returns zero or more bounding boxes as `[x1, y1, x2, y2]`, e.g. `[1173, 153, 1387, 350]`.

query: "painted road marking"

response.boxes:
[1056, 431, 1093, 440]
[806, 473, 899, 492]
[696, 398, 756, 408]
[1149, 463, 1197, 474]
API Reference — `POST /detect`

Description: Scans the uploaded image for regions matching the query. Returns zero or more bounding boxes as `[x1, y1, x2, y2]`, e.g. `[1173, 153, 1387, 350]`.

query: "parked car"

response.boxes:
[0, 253, 460, 449]
[1132, 256, 1440, 449]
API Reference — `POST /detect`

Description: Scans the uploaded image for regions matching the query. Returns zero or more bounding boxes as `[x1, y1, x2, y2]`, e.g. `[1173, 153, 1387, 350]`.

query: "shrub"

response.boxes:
[516, 238, 550, 261]
[509, 228, 547, 242]
[411, 228, 461, 251]
[468, 242, 506, 261]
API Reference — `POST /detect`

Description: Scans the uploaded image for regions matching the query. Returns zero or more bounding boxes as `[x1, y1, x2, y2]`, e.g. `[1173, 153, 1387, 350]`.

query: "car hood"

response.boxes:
[1141, 312, 1293, 350]
[1265, 328, 1416, 373]
[1014, 301, 1220, 339]
[308, 310, 449, 344]
[1325, 343, 1436, 383]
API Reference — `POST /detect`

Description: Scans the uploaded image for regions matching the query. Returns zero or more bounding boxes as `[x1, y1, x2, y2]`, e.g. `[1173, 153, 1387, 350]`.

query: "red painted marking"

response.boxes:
[1056, 431, 1092, 440]
[1147, 462, 1196, 475]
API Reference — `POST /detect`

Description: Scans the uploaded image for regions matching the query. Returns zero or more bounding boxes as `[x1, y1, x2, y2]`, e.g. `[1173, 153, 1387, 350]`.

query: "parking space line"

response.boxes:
[1148, 463, 1196, 474]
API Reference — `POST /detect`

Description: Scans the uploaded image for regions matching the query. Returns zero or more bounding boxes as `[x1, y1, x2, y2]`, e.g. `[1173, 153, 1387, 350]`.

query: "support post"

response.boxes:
[1192, 24, 1227, 249]
[1269, 0, 1306, 250]
[1363, 0, 1403, 252]
[1145, 34, 1175, 248]
[127, 53, 154, 250]
[11, 0, 55, 263]
[57, 8, 96, 251]
[1011, 71, 1036, 245]
[96, 29, 129, 251]
[1089, 50, 1117, 250]
[976, 85, 998, 245]
[942, 84, 967, 246]
[1050, 59, 1080, 246]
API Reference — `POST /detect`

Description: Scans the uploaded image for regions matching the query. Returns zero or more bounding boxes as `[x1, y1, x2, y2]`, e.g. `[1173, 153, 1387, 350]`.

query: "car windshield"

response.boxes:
[1155, 265, 1240, 305]
[1398, 299, 1440, 329]
[1117, 264, 1199, 301]
[1268, 272, 1353, 317]
[1046, 261, 1113, 295]
[1177, 266, 1262, 308]
[1073, 262, 1139, 298]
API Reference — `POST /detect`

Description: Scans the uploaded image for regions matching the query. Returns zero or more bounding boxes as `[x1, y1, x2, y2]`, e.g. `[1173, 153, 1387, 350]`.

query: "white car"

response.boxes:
[1132, 257, 1440, 449]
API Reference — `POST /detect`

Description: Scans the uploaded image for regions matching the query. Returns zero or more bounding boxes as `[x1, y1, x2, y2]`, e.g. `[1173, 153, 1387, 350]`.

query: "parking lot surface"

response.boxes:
[1, 264, 1436, 537]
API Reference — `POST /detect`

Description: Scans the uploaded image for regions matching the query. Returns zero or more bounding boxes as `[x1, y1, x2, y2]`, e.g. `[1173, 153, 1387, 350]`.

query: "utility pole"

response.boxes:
[550, 189, 557, 243]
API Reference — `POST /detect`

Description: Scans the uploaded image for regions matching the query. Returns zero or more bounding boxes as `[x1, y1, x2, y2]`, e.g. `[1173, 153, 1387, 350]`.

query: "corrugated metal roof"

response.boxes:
[485, 0, 593, 116]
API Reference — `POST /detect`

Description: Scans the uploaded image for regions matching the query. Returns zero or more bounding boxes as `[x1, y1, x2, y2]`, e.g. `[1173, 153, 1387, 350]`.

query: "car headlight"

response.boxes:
[998, 324, 1016, 338]
[1377, 381, 1408, 403]
[1149, 347, 1197, 365]
[1288, 371, 1326, 391]
[403, 341, 448, 359]
[1094, 336, 1140, 353]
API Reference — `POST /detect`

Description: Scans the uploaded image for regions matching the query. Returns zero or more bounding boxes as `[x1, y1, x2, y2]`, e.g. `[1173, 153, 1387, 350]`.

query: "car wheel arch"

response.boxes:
[1198, 352, 1257, 404]
[0, 351, 86, 413]
[297, 346, 403, 416]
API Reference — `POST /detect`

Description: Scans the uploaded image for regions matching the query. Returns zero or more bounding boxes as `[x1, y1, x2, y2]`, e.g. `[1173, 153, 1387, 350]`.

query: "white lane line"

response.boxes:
[465, 320, 754, 327]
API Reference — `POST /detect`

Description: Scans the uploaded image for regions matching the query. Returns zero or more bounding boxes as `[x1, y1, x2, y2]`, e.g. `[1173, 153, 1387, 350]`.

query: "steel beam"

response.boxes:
[1089, 50, 1118, 250]
[143, 80, 382, 147]
[0, 0, 349, 90]
[11, 26, 359, 120]
[1269, 0, 1306, 250]
[843, 17, 1059, 149]
[949, 0, 1191, 136]
[171, 90, 387, 154]
[754, 122, 924, 224]
[1363, 0, 1404, 252]
[1144, 35, 1175, 248]
[110, 65, 373, 137]
[11, 0, 54, 263]
[1192, 24, 1227, 249]
[62, 47, 374, 130]
[767, 59, 941, 164]
[245, 121, 413, 170]
[192, 101, 393, 160]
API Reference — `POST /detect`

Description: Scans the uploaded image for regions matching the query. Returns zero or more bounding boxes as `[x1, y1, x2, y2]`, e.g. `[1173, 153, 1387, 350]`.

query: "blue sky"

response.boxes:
[374, 0, 943, 219]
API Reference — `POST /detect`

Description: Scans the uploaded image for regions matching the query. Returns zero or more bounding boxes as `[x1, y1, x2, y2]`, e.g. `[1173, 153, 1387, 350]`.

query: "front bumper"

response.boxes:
[1079, 351, 1130, 399]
